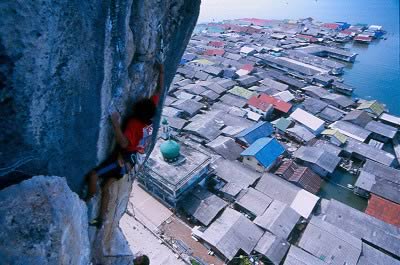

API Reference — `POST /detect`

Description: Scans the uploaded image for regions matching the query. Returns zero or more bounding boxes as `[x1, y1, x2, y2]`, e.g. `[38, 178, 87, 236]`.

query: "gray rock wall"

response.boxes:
[0, 0, 201, 193]
[0, 176, 90, 265]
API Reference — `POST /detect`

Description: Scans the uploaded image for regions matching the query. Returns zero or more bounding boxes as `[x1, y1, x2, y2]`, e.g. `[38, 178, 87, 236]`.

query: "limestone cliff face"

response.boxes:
[0, 0, 200, 193]
[0, 176, 90, 265]
[0, 0, 200, 263]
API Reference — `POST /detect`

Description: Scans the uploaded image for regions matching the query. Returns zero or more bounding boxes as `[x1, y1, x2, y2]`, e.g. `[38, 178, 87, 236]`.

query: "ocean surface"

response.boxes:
[199, 0, 400, 115]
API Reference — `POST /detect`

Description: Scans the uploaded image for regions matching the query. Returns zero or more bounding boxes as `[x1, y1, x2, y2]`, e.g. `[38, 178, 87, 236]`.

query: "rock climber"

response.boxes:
[85, 62, 164, 227]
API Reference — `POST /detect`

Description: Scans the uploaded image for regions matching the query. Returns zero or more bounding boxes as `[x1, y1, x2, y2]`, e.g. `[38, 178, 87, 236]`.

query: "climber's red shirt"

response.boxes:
[123, 94, 159, 153]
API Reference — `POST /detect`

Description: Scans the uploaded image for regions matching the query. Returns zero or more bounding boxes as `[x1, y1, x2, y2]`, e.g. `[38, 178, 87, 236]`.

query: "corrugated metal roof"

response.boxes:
[323, 199, 400, 257]
[287, 124, 316, 142]
[302, 97, 328, 115]
[236, 121, 274, 145]
[220, 94, 247, 108]
[321, 129, 347, 144]
[299, 216, 362, 265]
[172, 99, 204, 117]
[342, 110, 372, 127]
[362, 159, 400, 184]
[254, 200, 300, 239]
[265, 94, 292, 113]
[330, 120, 371, 142]
[318, 106, 345, 122]
[248, 95, 274, 112]
[213, 159, 261, 188]
[237, 75, 259, 87]
[321, 93, 354, 108]
[312, 139, 342, 156]
[365, 121, 398, 139]
[235, 188, 273, 216]
[275, 160, 297, 180]
[255, 173, 319, 218]
[357, 243, 400, 265]
[200, 208, 264, 260]
[302, 85, 330, 98]
[365, 194, 400, 228]
[191, 59, 215, 65]
[293, 146, 340, 173]
[183, 110, 223, 141]
[260, 77, 289, 91]
[241, 137, 285, 168]
[180, 187, 228, 226]
[240, 46, 256, 54]
[275, 117, 293, 131]
[357, 100, 385, 116]
[254, 231, 290, 265]
[379, 113, 400, 127]
[206, 136, 244, 160]
[273, 90, 295, 102]
[228, 86, 256, 99]
[290, 108, 325, 134]
[283, 245, 327, 265]
[256, 173, 300, 204]
[290, 167, 322, 194]
[344, 138, 395, 166]
[290, 189, 319, 218]
[219, 182, 242, 197]
[356, 160, 400, 204]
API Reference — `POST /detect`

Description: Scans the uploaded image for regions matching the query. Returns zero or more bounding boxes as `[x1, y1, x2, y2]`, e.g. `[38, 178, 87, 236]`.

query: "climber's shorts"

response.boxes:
[96, 162, 125, 180]
[96, 152, 136, 180]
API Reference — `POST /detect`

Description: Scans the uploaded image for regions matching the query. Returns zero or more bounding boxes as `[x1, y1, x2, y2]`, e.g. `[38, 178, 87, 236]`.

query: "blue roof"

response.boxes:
[241, 137, 285, 168]
[236, 122, 273, 145]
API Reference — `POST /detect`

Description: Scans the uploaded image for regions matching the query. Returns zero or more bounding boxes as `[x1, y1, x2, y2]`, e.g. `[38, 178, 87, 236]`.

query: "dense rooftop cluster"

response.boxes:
[143, 18, 399, 265]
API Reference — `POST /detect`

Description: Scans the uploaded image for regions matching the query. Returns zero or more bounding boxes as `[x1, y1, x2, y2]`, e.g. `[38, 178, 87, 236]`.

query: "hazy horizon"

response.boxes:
[199, 0, 399, 31]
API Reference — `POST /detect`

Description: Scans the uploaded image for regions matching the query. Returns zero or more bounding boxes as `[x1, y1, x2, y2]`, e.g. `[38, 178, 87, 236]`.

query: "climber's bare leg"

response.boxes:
[100, 177, 117, 220]
[86, 171, 98, 200]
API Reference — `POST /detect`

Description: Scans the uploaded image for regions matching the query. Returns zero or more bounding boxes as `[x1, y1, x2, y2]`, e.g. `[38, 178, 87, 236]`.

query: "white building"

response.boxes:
[290, 108, 325, 135]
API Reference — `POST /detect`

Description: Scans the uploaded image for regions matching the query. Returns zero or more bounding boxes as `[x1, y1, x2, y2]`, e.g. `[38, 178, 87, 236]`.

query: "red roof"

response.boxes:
[223, 24, 247, 33]
[322, 23, 340, 30]
[354, 35, 372, 42]
[275, 160, 297, 179]
[248, 94, 292, 113]
[241, 64, 254, 72]
[340, 29, 354, 35]
[275, 160, 322, 194]
[365, 194, 400, 227]
[208, 41, 224, 48]
[248, 96, 273, 112]
[204, 49, 225, 56]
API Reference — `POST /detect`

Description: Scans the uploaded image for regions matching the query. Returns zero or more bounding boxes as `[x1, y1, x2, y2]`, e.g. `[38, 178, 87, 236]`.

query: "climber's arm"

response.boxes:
[111, 112, 130, 149]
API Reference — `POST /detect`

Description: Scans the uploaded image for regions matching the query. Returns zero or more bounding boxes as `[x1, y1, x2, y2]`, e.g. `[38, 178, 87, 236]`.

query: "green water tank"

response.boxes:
[160, 140, 180, 161]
